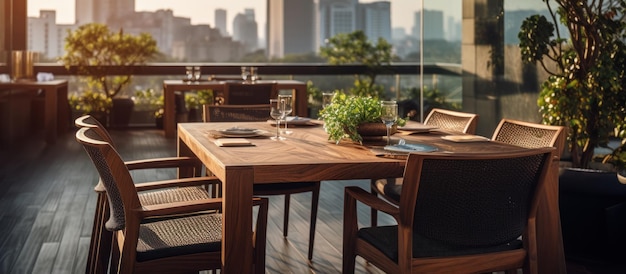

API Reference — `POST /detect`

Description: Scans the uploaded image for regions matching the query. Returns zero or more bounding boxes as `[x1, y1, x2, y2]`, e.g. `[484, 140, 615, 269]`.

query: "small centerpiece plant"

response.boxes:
[320, 92, 405, 144]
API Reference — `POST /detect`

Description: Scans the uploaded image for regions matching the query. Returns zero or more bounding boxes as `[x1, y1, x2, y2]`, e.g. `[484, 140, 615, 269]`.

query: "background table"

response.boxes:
[177, 122, 564, 273]
[163, 80, 307, 138]
[0, 80, 69, 144]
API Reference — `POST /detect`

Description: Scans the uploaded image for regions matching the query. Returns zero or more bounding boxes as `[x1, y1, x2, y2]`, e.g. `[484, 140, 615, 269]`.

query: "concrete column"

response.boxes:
[461, 0, 504, 136]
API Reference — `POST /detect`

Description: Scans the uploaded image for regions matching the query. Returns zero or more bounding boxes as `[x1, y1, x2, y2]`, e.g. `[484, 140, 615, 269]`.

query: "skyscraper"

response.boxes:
[412, 9, 444, 40]
[75, 0, 135, 25]
[215, 9, 228, 36]
[233, 9, 259, 53]
[267, 0, 318, 58]
[358, 2, 391, 43]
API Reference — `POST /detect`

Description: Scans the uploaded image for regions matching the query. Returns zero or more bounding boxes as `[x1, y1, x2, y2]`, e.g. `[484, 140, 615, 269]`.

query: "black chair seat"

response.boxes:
[136, 213, 222, 262]
[357, 225, 522, 262]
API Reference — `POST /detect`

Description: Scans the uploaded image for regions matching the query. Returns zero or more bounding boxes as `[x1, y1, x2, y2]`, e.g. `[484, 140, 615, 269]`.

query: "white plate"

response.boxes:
[441, 135, 490, 142]
[384, 143, 438, 153]
[217, 128, 267, 137]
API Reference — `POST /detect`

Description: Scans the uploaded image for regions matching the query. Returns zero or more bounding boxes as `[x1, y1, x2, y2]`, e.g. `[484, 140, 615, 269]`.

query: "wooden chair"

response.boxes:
[491, 118, 566, 159]
[223, 82, 277, 105]
[203, 104, 270, 123]
[423, 107, 479, 134]
[204, 104, 321, 260]
[75, 115, 214, 274]
[76, 127, 268, 273]
[343, 148, 555, 274]
[370, 108, 479, 226]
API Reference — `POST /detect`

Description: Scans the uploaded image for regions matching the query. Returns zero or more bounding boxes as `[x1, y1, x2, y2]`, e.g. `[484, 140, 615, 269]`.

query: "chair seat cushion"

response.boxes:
[138, 186, 210, 206]
[357, 225, 522, 262]
[253, 182, 318, 195]
[373, 178, 403, 204]
[136, 213, 222, 262]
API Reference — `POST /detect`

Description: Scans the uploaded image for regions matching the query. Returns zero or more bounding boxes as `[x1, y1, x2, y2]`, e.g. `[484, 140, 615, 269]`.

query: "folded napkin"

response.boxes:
[214, 138, 254, 147]
[441, 135, 490, 142]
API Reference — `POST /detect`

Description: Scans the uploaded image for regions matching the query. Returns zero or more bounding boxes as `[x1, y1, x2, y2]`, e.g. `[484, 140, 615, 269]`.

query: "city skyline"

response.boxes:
[28, 0, 463, 37]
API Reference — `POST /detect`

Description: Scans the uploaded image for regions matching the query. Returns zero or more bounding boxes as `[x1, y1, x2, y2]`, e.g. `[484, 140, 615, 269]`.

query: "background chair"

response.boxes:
[491, 118, 565, 159]
[370, 108, 479, 226]
[203, 104, 270, 123]
[343, 148, 555, 274]
[223, 82, 277, 105]
[204, 105, 321, 260]
[75, 115, 216, 274]
[76, 127, 268, 273]
[423, 107, 479, 134]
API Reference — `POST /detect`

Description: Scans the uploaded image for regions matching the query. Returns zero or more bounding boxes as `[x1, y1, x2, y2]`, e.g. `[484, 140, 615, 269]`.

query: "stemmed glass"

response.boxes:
[193, 66, 201, 81]
[270, 98, 286, 141]
[278, 94, 293, 135]
[241, 66, 250, 82]
[380, 100, 398, 146]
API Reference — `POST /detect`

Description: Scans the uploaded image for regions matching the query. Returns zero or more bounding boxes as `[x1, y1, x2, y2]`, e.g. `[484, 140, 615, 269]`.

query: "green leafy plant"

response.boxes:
[518, 0, 626, 169]
[184, 89, 214, 110]
[320, 92, 405, 144]
[68, 90, 113, 114]
[61, 23, 158, 112]
[320, 30, 395, 98]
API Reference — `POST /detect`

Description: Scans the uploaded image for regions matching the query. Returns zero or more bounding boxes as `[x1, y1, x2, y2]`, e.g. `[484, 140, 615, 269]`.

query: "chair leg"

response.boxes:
[308, 182, 321, 260]
[283, 194, 291, 237]
[87, 192, 105, 274]
[96, 192, 113, 274]
[370, 179, 378, 227]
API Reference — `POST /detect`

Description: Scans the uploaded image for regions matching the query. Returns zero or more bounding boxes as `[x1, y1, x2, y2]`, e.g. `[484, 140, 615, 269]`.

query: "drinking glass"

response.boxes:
[278, 94, 293, 135]
[241, 66, 250, 82]
[380, 100, 398, 146]
[322, 92, 334, 109]
[185, 66, 193, 82]
[270, 99, 286, 140]
[250, 66, 258, 82]
[193, 66, 201, 81]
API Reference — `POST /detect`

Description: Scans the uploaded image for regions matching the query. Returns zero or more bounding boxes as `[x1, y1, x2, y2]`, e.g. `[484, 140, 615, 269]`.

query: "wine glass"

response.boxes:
[250, 66, 258, 82]
[322, 92, 334, 109]
[184, 66, 193, 82]
[380, 100, 398, 146]
[241, 66, 249, 82]
[278, 94, 293, 135]
[270, 99, 286, 141]
[193, 66, 201, 81]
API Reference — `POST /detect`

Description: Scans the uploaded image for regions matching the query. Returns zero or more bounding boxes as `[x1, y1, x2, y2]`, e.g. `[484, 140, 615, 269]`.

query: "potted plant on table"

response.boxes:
[319, 92, 405, 144]
[519, 0, 626, 264]
[61, 23, 158, 127]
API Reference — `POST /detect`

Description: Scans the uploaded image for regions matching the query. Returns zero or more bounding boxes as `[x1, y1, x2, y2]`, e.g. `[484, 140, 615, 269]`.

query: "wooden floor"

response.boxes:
[1, 127, 625, 274]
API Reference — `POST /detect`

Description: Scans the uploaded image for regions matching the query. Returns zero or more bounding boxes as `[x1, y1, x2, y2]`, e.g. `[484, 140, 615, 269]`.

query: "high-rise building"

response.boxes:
[358, 1, 391, 43]
[233, 9, 259, 53]
[319, 0, 357, 47]
[215, 9, 228, 36]
[75, 0, 135, 25]
[412, 9, 444, 40]
[267, 0, 318, 58]
[28, 10, 78, 59]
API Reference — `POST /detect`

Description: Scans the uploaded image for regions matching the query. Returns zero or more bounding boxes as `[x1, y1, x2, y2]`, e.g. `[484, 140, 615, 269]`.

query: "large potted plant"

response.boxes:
[519, 0, 626, 264]
[61, 23, 158, 127]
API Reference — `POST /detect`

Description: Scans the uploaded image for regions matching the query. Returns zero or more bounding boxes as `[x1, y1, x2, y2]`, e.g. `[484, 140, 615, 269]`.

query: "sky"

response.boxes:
[28, 1, 545, 36]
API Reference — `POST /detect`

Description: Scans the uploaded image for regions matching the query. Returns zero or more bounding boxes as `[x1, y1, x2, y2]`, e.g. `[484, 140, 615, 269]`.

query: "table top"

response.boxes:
[0, 79, 68, 88]
[177, 121, 527, 183]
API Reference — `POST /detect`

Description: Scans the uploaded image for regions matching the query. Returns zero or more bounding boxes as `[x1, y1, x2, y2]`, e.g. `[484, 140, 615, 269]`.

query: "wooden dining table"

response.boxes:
[176, 121, 565, 273]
